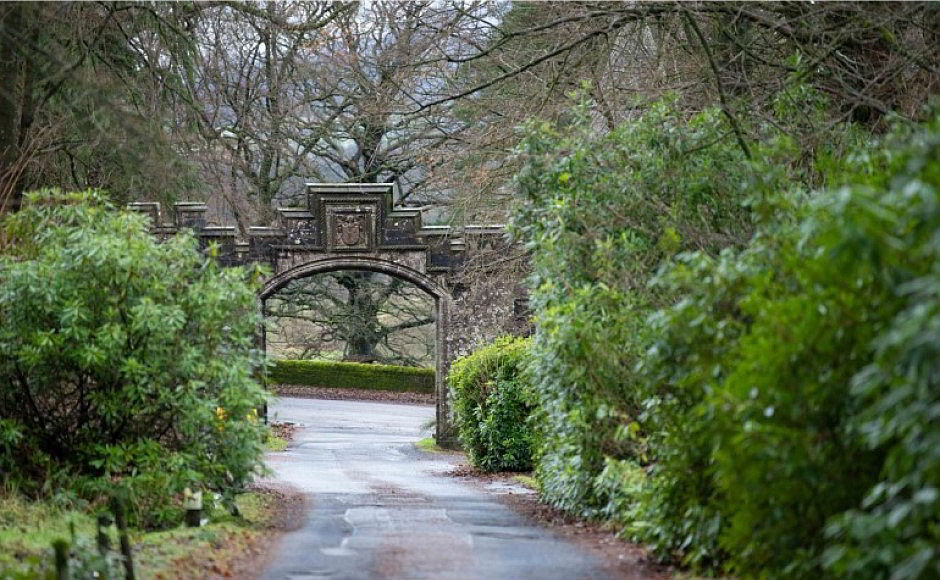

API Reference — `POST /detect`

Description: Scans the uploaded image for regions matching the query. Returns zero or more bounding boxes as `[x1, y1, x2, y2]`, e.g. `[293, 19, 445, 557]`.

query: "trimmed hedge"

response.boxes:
[269, 359, 435, 393]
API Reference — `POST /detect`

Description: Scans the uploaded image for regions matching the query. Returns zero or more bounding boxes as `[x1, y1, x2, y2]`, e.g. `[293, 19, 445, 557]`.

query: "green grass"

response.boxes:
[0, 495, 99, 566]
[415, 437, 445, 454]
[231, 492, 274, 526]
[415, 437, 465, 455]
[513, 474, 539, 491]
[0, 491, 277, 578]
[132, 492, 275, 578]
[133, 522, 243, 577]
[264, 435, 288, 452]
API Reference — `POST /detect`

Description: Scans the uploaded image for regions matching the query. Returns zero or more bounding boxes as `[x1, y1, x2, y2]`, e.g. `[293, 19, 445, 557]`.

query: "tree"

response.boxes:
[265, 271, 435, 367]
[0, 189, 267, 528]
[0, 1, 355, 218]
[436, 1, 939, 221]
[0, 2, 206, 213]
[176, 1, 495, 227]
[172, 2, 356, 228]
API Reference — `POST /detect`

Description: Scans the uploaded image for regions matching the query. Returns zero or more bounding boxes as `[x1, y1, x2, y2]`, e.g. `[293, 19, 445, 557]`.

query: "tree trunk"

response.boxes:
[339, 272, 383, 362]
[0, 3, 23, 212]
[345, 335, 379, 363]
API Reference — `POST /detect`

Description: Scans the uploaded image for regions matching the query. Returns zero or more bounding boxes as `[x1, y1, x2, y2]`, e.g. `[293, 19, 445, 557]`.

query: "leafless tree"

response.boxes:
[174, 1, 501, 229]
[265, 271, 436, 367]
[431, 1, 939, 221]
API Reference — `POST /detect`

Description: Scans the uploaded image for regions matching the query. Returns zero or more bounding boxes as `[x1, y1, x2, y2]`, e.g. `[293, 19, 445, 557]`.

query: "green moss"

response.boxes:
[269, 359, 435, 393]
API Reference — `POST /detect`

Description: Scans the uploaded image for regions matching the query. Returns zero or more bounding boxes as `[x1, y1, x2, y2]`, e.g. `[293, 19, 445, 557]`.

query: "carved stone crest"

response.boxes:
[326, 207, 373, 251]
[335, 214, 365, 246]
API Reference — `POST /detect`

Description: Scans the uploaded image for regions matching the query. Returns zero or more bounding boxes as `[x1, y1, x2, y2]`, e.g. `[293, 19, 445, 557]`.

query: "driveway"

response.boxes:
[262, 397, 612, 580]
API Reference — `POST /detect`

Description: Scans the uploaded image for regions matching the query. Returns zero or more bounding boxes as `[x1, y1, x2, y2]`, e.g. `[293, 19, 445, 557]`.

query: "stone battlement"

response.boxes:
[128, 183, 508, 273]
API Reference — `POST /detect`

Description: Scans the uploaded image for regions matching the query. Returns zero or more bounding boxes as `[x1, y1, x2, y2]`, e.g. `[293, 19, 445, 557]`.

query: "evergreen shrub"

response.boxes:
[633, 115, 940, 578]
[0, 190, 268, 529]
[510, 90, 938, 578]
[449, 336, 534, 471]
[512, 96, 760, 517]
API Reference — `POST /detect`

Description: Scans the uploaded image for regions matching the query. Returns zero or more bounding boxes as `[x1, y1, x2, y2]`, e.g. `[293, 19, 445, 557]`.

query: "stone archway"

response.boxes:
[130, 183, 530, 446]
[260, 256, 452, 442]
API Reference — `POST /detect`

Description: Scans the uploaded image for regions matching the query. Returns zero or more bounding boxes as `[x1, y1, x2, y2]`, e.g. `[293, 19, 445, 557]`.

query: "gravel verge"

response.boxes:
[446, 462, 671, 580]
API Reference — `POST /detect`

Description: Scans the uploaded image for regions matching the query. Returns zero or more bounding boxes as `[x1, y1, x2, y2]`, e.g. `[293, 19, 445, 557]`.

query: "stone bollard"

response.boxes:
[183, 488, 203, 527]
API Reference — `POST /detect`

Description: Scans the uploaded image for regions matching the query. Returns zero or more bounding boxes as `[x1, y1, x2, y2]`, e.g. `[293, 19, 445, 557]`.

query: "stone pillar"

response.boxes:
[173, 202, 207, 230]
[435, 292, 459, 447]
[257, 297, 269, 423]
[127, 202, 162, 227]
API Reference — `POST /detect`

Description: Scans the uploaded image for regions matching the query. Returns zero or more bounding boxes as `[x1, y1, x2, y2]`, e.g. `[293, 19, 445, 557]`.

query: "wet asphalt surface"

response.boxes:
[262, 397, 611, 580]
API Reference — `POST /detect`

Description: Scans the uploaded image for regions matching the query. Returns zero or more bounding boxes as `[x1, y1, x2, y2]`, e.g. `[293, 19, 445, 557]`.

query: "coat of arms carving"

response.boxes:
[335, 214, 366, 247]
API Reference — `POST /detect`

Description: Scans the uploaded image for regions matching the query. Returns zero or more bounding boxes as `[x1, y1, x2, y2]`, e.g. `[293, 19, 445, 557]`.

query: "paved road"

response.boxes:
[263, 397, 611, 580]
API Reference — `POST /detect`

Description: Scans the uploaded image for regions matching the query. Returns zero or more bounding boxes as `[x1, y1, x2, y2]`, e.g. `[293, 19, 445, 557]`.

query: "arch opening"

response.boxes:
[260, 257, 453, 443]
[260, 257, 449, 302]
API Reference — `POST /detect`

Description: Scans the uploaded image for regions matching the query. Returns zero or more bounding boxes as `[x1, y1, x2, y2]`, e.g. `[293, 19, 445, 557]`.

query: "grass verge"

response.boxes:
[415, 437, 465, 456]
[0, 495, 97, 566]
[512, 474, 539, 491]
[415, 437, 445, 454]
[0, 490, 281, 579]
[133, 492, 276, 579]
[265, 435, 288, 452]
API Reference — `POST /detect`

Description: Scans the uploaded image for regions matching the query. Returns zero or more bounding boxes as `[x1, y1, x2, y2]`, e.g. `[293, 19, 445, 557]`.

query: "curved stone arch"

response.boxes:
[260, 256, 449, 301]
[259, 256, 453, 442]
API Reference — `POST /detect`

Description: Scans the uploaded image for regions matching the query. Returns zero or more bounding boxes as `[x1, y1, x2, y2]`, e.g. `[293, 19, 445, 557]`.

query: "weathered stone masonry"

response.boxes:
[130, 183, 528, 444]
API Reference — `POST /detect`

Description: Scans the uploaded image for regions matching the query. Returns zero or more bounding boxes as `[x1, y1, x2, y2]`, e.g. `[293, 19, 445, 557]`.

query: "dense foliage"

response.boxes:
[630, 118, 940, 578]
[0, 190, 267, 528]
[270, 359, 435, 393]
[450, 337, 534, 472]
[512, 97, 763, 515]
[511, 93, 939, 578]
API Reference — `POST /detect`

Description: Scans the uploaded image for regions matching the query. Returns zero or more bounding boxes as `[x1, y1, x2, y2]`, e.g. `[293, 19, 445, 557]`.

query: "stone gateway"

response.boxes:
[130, 183, 528, 444]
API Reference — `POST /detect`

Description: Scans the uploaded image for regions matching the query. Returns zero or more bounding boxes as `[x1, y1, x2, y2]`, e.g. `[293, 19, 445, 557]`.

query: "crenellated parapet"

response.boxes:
[128, 183, 510, 275]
